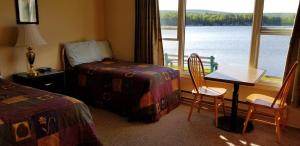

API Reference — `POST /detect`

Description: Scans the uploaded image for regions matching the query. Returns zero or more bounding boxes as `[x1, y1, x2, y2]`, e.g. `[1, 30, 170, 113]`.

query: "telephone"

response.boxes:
[36, 67, 52, 73]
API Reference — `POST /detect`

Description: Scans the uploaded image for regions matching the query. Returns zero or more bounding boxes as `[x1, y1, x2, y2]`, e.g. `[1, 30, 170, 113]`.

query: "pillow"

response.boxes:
[96, 40, 113, 59]
[64, 40, 102, 67]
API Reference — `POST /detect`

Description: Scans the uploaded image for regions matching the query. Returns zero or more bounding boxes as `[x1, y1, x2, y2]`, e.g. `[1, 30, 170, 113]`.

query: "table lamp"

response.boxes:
[15, 24, 47, 76]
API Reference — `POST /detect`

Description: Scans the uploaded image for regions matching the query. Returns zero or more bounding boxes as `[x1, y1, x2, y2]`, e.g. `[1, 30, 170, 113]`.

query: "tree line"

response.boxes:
[160, 12, 295, 26]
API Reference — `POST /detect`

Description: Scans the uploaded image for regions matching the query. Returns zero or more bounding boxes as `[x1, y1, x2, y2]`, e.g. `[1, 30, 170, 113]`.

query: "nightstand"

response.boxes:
[13, 69, 65, 94]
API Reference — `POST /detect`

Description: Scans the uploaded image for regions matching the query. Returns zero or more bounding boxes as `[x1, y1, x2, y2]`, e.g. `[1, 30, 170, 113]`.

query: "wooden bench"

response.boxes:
[164, 53, 218, 72]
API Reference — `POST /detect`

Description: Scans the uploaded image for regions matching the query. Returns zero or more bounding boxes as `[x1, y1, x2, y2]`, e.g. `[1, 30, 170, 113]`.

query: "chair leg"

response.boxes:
[188, 95, 198, 121]
[275, 111, 282, 143]
[214, 97, 218, 127]
[243, 104, 254, 135]
[197, 95, 203, 113]
[221, 96, 226, 116]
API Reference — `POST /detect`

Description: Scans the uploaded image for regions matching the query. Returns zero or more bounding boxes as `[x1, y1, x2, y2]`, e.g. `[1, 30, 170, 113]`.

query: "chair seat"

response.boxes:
[246, 94, 286, 108]
[192, 86, 226, 97]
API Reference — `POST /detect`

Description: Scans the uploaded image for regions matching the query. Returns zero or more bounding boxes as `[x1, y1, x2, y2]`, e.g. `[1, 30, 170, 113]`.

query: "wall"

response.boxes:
[0, 0, 105, 78]
[105, 0, 135, 61]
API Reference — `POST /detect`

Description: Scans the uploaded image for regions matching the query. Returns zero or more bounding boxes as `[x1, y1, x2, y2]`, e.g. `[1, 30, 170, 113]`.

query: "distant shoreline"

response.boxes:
[160, 10, 295, 26]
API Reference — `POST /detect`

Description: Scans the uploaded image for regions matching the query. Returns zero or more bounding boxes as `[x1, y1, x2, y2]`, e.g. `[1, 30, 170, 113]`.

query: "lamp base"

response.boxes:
[27, 68, 38, 77]
[26, 47, 38, 77]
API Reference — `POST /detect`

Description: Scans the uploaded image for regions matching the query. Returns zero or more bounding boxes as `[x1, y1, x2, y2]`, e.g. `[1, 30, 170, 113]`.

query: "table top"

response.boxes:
[205, 65, 265, 86]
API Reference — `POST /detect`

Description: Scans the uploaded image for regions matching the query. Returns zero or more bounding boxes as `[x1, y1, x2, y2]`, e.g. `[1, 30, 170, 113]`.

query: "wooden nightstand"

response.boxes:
[13, 69, 65, 94]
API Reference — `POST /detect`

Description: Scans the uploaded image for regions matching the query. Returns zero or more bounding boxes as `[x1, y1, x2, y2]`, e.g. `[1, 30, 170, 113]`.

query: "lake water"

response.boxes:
[162, 26, 290, 77]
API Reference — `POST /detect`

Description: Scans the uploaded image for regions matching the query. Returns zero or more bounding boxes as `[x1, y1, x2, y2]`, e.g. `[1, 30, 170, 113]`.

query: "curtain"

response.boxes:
[284, 1, 300, 107]
[134, 0, 164, 65]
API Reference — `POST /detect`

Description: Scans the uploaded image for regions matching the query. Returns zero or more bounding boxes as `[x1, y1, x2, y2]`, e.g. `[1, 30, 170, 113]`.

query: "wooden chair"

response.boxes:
[243, 62, 298, 143]
[187, 53, 227, 127]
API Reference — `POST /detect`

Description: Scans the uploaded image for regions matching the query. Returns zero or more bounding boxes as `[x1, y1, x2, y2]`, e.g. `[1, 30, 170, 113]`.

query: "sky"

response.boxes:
[159, 0, 299, 13]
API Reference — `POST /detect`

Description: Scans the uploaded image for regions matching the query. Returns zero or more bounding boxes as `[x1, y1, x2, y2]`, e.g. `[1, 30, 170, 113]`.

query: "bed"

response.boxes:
[62, 40, 181, 122]
[0, 79, 101, 146]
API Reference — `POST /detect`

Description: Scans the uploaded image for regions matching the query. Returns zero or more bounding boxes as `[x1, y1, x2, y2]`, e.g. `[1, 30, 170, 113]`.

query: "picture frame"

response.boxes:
[15, 0, 39, 24]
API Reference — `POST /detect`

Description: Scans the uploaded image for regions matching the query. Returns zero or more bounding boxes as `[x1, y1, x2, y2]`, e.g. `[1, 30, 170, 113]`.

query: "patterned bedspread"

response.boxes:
[66, 60, 181, 122]
[0, 79, 101, 146]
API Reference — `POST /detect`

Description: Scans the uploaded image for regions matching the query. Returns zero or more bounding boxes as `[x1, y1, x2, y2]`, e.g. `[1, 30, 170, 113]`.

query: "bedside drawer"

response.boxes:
[13, 71, 65, 94]
[34, 76, 63, 89]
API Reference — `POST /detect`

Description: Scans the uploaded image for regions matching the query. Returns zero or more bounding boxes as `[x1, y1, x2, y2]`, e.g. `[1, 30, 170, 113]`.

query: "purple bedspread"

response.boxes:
[66, 60, 181, 122]
[0, 79, 101, 146]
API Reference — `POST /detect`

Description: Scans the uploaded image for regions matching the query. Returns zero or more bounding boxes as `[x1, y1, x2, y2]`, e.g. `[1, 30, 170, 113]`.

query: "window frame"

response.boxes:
[251, 0, 294, 85]
[160, 0, 182, 71]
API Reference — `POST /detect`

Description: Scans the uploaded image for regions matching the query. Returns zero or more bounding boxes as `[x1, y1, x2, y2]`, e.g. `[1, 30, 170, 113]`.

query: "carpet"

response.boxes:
[90, 105, 300, 146]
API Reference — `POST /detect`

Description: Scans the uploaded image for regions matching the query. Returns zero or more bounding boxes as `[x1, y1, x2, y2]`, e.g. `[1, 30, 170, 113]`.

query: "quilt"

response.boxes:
[0, 79, 101, 146]
[66, 60, 181, 122]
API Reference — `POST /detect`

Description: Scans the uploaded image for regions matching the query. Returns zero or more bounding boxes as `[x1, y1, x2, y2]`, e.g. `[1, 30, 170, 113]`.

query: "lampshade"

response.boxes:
[15, 24, 47, 47]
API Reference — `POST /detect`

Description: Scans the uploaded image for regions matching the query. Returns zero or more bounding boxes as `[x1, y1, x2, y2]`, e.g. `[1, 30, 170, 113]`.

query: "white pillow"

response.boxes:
[64, 40, 102, 67]
[96, 40, 113, 59]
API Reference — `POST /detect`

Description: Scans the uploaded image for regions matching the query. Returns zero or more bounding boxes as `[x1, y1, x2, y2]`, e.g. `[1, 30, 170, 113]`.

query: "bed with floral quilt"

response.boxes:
[64, 59, 181, 123]
[0, 79, 101, 146]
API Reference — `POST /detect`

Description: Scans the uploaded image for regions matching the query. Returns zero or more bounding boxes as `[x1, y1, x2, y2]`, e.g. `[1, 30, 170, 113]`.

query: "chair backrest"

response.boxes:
[271, 61, 298, 108]
[188, 53, 207, 94]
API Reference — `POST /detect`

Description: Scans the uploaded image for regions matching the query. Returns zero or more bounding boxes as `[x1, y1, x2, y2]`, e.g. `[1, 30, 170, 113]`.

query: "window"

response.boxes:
[257, 0, 298, 83]
[159, 0, 179, 69]
[159, 0, 298, 84]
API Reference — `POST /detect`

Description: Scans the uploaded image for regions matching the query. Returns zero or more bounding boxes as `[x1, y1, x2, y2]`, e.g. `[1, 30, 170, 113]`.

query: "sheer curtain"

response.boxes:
[134, 0, 164, 65]
[284, 1, 300, 107]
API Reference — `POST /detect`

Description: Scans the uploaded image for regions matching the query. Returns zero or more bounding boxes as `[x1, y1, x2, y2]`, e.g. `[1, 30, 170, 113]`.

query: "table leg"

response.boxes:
[217, 82, 254, 133]
[231, 82, 239, 128]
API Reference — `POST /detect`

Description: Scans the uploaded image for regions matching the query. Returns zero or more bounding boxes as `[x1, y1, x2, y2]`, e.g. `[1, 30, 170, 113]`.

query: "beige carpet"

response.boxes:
[90, 105, 300, 146]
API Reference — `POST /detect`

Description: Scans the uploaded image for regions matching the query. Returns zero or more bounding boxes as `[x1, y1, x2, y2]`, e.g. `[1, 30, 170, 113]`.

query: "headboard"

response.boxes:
[61, 40, 113, 71]
[60, 40, 91, 71]
[60, 46, 78, 96]
[60, 46, 72, 71]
